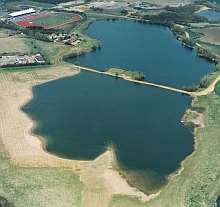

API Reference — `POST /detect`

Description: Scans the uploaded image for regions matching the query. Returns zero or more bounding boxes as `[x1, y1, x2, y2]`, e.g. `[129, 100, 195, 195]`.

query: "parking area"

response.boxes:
[0, 54, 45, 67]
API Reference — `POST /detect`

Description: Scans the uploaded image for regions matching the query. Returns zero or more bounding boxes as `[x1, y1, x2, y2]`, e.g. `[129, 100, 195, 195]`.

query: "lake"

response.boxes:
[70, 21, 213, 88]
[23, 20, 213, 193]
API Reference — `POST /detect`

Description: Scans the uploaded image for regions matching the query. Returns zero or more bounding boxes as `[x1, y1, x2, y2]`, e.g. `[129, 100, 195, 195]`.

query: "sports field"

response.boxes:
[16, 12, 82, 29]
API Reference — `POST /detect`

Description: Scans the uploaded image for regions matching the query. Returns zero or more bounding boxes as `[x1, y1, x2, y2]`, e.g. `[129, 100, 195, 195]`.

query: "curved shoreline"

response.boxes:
[61, 18, 220, 200]
[2, 57, 220, 207]
[14, 63, 220, 205]
[0, 65, 158, 207]
[0, 18, 219, 207]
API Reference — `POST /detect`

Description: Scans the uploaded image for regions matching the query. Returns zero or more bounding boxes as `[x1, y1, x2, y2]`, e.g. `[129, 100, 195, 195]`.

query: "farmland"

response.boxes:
[3, 0, 55, 10]
[193, 27, 220, 45]
[0, 29, 31, 54]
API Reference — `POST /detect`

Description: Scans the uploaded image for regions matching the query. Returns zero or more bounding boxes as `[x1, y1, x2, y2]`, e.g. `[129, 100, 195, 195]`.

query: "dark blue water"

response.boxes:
[70, 21, 213, 88]
[23, 21, 213, 193]
[23, 72, 192, 192]
[197, 10, 220, 21]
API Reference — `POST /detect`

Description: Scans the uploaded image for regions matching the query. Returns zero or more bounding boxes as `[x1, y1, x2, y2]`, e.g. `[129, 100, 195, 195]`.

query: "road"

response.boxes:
[191, 75, 220, 96]
[74, 65, 193, 96]
[74, 65, 220, 97]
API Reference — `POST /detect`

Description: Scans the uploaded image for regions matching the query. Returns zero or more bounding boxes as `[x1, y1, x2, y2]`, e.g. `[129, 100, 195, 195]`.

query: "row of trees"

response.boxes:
[140, 4, 207, 25]
[196, 46, 218, 63]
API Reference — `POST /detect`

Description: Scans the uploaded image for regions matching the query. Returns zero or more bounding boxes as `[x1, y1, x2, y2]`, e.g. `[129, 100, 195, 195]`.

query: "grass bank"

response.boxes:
[0, 140, 83, 207]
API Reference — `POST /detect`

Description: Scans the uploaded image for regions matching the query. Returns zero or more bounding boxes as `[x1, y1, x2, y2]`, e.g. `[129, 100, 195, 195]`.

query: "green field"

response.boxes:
[0, 141, 82, 207]
[215, 82, 220, 95]
[0, 29, 31, 54]
[24, 32, 99, 65]
[3, 0, 55, 10]
[31, 13, 76, 27]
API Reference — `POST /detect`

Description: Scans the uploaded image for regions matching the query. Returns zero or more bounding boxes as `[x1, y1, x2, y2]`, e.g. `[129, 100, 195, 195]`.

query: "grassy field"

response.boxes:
[23, 32, 99, 65]
[0, 37, 31, 54]
[0, 29, 31, 54]
[0, 131, 82, 207]
[132, 0, 193, 6]
[193, 27, 220, 46]
[110, 90, 220, 207]
[215, 81, 220, 94]
[31, 13, 76, 27]
[0, 29, 11, 38]
[3, 0, 54, 10]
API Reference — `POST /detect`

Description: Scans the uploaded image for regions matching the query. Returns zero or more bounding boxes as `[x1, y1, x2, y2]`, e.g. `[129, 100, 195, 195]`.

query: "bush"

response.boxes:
[181, 37, 195, 48]
[199, 75, 210, 88]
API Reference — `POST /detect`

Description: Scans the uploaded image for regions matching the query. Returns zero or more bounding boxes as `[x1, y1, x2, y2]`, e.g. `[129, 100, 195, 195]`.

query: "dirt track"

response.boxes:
[192, 75, 220, 96]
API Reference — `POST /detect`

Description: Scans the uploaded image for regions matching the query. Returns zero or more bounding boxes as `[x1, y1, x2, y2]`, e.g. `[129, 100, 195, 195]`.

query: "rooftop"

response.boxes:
[9, 8, 36, 17]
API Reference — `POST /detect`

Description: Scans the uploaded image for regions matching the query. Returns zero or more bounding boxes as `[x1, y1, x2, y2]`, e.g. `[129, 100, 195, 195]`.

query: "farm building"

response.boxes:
[9, 8, 36, 18]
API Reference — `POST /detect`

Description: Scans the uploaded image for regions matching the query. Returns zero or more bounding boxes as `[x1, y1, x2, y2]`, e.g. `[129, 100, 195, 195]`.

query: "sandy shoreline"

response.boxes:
[0, 65, 87, 168]
[0, 65, 156, 207]
[194, 5, 211, 14]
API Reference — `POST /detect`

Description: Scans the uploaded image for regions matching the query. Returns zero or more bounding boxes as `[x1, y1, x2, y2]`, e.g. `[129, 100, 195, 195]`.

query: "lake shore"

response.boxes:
[2, 62, 220, 207]
[0, 65, 162, 207]
[0, 15, 219, 207]
[0, 65, 90, 168]
[1, 49, 220, 207]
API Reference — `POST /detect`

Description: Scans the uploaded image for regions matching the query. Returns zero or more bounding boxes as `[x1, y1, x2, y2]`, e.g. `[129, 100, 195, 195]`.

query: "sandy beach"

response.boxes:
[0, 65, 156, 207]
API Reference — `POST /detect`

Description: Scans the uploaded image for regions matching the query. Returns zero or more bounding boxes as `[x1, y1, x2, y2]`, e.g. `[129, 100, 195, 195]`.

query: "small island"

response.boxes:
[106, 68, 145, 81]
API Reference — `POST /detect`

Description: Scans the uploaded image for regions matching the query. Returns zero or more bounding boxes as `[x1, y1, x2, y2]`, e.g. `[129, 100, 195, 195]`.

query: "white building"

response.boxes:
[9, 8, 36, 18]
